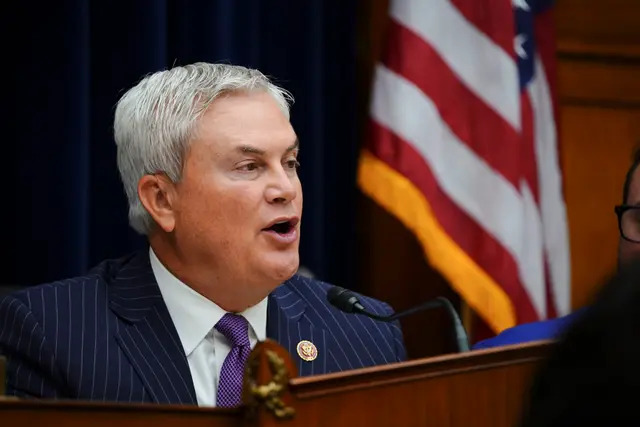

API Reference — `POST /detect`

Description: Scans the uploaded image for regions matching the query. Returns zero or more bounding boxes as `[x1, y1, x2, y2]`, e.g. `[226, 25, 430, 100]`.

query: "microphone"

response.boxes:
[327, 286, 470, 352]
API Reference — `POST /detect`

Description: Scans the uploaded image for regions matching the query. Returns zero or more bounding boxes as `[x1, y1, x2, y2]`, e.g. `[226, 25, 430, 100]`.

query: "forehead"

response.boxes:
[194, 91, 296, 151]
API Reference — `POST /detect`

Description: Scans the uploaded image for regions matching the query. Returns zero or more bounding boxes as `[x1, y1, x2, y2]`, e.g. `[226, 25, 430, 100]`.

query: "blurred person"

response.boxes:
[518, 260, 640, 426]
[0, 63, 406, 405]
[473, 150, 640, 349]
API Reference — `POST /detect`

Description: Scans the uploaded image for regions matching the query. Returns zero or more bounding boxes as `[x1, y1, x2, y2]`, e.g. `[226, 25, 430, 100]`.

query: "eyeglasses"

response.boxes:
[615, 205, 640, 243]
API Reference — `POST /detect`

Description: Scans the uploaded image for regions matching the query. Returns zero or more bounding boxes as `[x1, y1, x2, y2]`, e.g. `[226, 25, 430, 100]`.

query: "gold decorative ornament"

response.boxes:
[246, 349, 295, 419]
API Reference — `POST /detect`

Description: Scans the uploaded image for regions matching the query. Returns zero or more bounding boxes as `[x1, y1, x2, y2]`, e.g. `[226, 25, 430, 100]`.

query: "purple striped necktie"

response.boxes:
[215, 313, 251, 407]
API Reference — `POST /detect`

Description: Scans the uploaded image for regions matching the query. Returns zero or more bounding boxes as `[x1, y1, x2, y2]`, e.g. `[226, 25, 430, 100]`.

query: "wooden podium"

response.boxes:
[0, 340, 552, 426]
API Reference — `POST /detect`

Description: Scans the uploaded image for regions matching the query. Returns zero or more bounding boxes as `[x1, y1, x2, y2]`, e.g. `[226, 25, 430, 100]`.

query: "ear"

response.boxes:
[138, 174, 177, 233]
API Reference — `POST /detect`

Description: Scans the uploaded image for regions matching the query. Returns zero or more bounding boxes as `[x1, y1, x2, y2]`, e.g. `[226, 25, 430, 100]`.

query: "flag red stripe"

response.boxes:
[383, 19, 523, 188]
[534, 8, 559, 128]
[368, 120, 539, 323]
[449, 0, 516, 58]
[534, 8, 564, 197]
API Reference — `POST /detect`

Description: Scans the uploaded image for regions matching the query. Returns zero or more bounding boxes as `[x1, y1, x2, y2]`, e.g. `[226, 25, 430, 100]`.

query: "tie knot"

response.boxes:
[215, 313, 250, 347]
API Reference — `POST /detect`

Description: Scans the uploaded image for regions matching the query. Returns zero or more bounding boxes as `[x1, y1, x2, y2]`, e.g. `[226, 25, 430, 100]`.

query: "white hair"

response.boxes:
[113, 62, 294, 235]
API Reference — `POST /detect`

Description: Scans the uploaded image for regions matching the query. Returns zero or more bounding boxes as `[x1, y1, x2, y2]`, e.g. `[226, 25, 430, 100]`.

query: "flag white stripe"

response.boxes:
[390, 0, 521, 131]
[372, 65, 546, 317]
[519, 181, 547, 317]
[529, 55, 572, 315]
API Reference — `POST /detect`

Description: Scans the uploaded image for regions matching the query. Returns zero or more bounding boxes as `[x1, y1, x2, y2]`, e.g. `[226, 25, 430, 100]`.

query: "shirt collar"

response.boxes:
[149, 248, 267, 356]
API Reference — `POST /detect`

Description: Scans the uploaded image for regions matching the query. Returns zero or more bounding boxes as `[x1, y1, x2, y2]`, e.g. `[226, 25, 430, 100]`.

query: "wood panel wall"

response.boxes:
[556, 0, 640, 308]
[356, 0, 640, 358]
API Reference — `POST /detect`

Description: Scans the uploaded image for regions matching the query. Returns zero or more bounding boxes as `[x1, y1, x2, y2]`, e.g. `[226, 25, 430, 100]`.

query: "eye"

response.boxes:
[285, 159, 300, 170]
[237, 162, 260, 172]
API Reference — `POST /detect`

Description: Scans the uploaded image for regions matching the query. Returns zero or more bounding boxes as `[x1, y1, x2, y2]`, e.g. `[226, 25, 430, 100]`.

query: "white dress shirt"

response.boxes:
[149, 248, 267, 407]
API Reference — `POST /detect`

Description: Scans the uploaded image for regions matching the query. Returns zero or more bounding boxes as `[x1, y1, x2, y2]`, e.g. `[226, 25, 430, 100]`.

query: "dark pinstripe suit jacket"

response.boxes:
[0, 251, 406, 404]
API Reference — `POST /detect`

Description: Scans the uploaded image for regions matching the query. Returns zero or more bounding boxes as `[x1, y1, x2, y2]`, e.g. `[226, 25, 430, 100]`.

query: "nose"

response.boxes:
[265, 166, 298, 204]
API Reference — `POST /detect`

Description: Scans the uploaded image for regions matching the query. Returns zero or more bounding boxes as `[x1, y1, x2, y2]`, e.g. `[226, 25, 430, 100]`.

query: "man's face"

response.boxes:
[172, 91, 302, 301]
[618, 165, 640, 266]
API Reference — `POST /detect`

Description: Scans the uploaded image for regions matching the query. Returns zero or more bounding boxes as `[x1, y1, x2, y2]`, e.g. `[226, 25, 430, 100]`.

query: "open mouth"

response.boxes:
[263, 217, 299, 235]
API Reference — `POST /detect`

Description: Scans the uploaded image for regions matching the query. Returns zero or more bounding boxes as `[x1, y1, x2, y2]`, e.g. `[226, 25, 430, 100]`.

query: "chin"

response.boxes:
[263, 256, 300, 283]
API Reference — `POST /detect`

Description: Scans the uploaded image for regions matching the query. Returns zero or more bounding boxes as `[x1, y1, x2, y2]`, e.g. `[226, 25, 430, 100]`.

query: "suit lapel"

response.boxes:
[109, 252, 197, 405]
[267, 280, 328, 377]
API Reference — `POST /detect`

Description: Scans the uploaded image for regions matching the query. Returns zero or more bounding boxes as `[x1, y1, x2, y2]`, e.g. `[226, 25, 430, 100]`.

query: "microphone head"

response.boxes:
[327, 286, 363, 313]
[327, 286, 348, 304]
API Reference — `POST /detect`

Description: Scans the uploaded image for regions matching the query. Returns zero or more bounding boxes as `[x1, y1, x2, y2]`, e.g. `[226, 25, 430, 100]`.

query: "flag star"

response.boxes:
[513, 0, 530, 11]
[514, 34, 528, 59]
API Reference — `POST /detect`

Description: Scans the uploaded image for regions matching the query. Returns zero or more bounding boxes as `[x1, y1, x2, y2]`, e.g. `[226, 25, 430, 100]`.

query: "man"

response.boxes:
[0, 63, 406, 405]
[473, 150, 640, 350]
[519, 260, 640, 426]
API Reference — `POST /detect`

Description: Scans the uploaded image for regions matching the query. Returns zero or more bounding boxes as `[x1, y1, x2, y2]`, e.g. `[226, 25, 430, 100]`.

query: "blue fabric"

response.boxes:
[3, 0, 359, 289]
[473, 309, 586, 350]
[0, 251, 406, 402]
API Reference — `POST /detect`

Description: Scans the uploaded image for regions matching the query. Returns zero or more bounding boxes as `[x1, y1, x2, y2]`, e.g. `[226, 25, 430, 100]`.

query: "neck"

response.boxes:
[148, 234, 271, 312]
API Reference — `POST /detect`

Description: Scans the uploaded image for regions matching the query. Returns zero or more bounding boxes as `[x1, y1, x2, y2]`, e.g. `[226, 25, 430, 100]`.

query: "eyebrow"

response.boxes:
[237, 139, 299, 156]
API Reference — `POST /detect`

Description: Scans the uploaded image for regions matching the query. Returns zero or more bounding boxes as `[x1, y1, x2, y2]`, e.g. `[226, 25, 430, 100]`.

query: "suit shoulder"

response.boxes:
[5, 275, 99, 306]
[3, 253, 139, 308]
[281, 275, 406, 364]
[286, 275, 332, 293]
[283, 275, 394, 317]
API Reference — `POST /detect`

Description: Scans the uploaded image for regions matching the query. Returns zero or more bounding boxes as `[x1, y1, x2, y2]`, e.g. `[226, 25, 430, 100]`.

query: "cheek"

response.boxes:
[218, 186, 262, 221]
[621, 240, 640, 260]
[295, 181, 303, 210]
[180, 182, 260, 233]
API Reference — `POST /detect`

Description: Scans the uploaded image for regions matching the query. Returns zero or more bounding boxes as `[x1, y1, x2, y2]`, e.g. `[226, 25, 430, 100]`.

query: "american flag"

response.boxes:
[358, 0, 570, 333]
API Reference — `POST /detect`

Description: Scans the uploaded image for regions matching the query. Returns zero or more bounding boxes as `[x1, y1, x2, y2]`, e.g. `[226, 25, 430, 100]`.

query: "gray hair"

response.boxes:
[113, 62, 294, 235]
